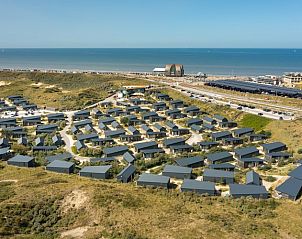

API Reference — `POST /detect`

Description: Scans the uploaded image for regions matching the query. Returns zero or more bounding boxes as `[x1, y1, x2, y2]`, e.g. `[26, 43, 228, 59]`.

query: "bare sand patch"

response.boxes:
[61, 189, 88, 214]
[0, 81, 11, 86]
[60, 226, 90, 238]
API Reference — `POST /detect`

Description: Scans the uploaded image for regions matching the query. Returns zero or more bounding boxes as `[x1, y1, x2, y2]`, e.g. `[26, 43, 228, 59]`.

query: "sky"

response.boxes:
[0, 0, 302, 48]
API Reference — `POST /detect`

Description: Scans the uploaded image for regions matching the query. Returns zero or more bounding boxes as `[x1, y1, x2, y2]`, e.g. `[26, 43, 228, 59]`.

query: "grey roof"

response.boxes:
[74, 109, 90, 116]
[163, 165, 192, 174]
[153, 102, 166, 107]
[191, 124, 203, 131]
[212, 131, 232, 139]
[47, 112, 65, 119]
[202, 123, 215, 130]
[163, 137, 185, 147]
[74, 119, 92, 127]
[17, 137, 28, 145]
[75, 140, 86, 150]
[246, 171, 261, 185]
[261, 142, 286, 151]
[123, 151, 136, 163]
[80, 165, 112, 174]
[209, 163, 235, 170]
[184, 105, 199, 113]
[233, 127, 254, 136]
[33, 146, 57, 151]
[103, 145, 128, 155]
[207, 151, 233, 163]
[45, 153, 73, 163]
[181, 179, 215, 191]
[203, 116, 216, 123]
[141, 124, 153, 132]
[77, 133, 99, 141]
[111, 121, 121, 128]
[187, 118, 202, 125]
[176, 156, 204, 167]
[213, 114, 228, 121]
[141, 148, 165, 154]
[0, 147, 10, 155]
[170, 144, 192, 150]
[137, 173, 170, 184]
[142, 111, 158, 118]
[46, 160, 74, 168]
[99, 117, 115, 124]
[36, 124, 57, 130]
[276, 177, 302, 199]
[153, 123, 166, 131]
[134, 141, 157, 150]
[117, 164, 136, 179]
[165, 121, 178, 129]
[229, 184, 268, 197]
[288, 165, 302, 180]
[234, 146, 259, 157]
[104, 129, 125, 137]
[128, 126, 139, 134]
[203, 169, 234, 178]
[8, 155, 33, 163]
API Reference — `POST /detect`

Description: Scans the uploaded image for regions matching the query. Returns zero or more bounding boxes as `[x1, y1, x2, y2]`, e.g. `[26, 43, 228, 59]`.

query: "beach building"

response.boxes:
[137, 173, 170, 188]
[79, 165, 112, 179]
[181, 179, 216, 195]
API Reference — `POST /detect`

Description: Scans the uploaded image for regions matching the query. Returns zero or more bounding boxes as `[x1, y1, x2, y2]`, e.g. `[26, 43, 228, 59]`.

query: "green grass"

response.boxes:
[239, 114, 272, 132]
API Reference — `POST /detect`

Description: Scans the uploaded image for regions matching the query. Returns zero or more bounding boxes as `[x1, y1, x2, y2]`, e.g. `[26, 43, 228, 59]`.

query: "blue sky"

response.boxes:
[0, 0, 301, 48]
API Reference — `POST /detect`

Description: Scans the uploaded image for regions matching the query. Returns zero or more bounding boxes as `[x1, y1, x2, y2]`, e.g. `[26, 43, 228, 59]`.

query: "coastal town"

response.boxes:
[1, 73, 301, 201]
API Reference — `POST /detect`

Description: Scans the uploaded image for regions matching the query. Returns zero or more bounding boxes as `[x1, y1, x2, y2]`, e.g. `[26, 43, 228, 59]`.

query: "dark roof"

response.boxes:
[261, 142, 286, 151]
[165, 121, 178, 129]
[163, 137, 185, 147]
[187, 118, 202, 125]
[181, 179, 215, 191]
[184, 105, 199, 113]
[233, 127, 254, 135]
[170, 144, 192, 150]
[77, 133, 99, 141]
[198, 141, 219, 147]
[74, 119, 92, 127]
[117, 164, 136, 179]
[137, 173, 170, 184]
[209, 163, 235, 170]
[176, 156, 204, 167]
[46, 160, 74, 168]
[207, 151, 233, 163]
[266, 152, 291, 158]
[8, 155, 33, 163]
[213, 114, 228, 121]
[246, 171, 261, 185]
[80, 165, 112, 174]
[134, 141, 157, 150]
[163, 165, 192, 174]
[75, 140, 86, 150]
[234, 146, 259, 157]
[141, 147, 164, 154]
[0, 147, 10, 155]
[288, 165, 302, 180]
[103, 145, 128, 155]
[123, 152, 136, 163]
[276, 177, 302, 199]
[74, 109, 90, 116]
[203, 169, 234, 178]
[206, 79, 302, 98]
[141, 124, 153, 132]
[45, 153, 73, 163]
[229, 184, 268, 197]
[212, 131, 232, 139]
[104, 129, 125, 137]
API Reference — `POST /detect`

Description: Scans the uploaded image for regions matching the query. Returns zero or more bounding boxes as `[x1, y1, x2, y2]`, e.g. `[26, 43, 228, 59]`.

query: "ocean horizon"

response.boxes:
[0, 48, 301, 76]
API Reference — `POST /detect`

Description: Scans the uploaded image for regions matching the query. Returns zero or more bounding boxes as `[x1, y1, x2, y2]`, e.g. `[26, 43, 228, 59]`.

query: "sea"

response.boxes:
[0, 48, 301, 76]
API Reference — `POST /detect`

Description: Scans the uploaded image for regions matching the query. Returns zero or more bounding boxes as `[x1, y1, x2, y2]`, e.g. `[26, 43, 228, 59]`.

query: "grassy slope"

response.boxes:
[1, 164, 302, 239]
[0, 72, 149, 110]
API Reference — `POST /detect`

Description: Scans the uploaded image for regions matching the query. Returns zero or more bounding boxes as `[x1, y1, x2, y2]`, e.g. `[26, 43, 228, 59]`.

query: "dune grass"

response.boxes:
[1, 164, 302, 239]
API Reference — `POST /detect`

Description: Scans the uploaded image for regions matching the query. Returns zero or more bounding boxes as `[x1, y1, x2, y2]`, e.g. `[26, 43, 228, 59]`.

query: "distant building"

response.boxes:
[283, 72, 302, 86]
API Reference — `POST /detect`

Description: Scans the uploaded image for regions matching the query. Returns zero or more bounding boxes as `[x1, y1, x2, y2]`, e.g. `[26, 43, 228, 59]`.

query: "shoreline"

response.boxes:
[0, 67, 266, 78]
